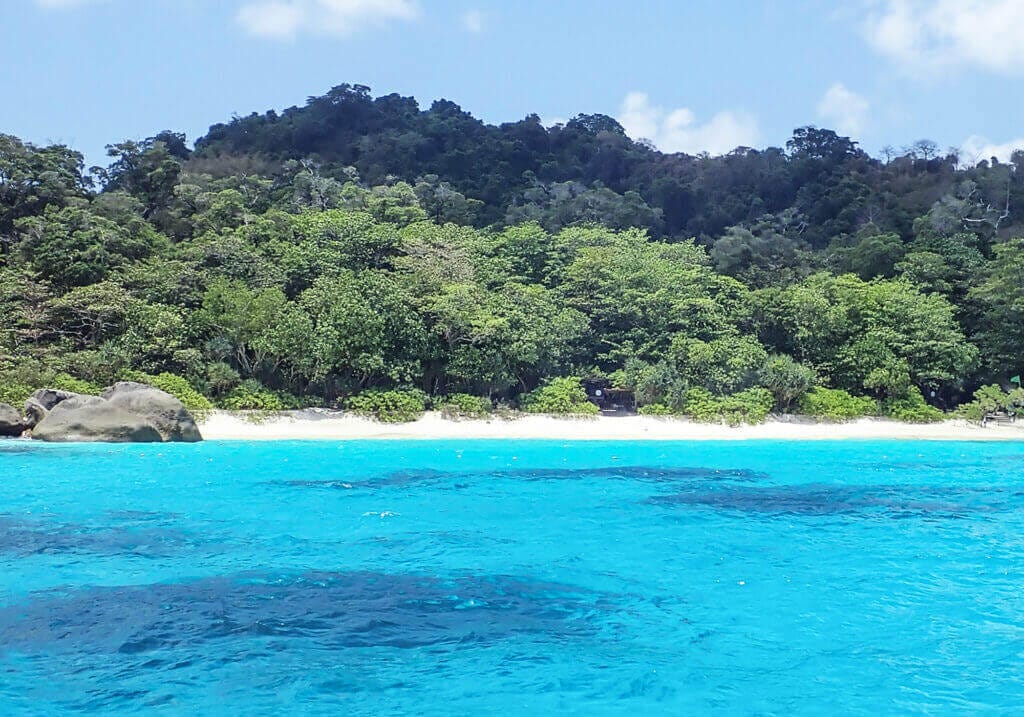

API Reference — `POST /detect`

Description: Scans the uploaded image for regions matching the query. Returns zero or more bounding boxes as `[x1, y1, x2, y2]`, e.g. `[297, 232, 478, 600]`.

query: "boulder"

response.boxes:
[0, 403, 25, 437]
[22, 398, 47, 429]
[23, 389, 91, 429]
[29, 388, 80, 411]
[100, 382, 202, 442]
[32, 398, 163, 443]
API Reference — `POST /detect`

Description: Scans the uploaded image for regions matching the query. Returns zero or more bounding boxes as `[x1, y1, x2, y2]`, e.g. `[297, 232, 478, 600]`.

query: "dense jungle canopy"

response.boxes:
[2, 83, 1022, 420]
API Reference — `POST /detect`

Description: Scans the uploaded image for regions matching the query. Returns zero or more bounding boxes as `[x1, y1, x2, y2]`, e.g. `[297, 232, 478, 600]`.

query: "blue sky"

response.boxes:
[4, 0, 1024, 167]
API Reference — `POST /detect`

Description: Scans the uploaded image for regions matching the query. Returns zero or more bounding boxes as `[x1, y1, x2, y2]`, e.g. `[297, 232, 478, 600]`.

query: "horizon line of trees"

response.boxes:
[2, 83, 1023, 421]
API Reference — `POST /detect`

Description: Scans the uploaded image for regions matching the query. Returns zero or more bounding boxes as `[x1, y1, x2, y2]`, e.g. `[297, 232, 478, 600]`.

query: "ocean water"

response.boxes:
[2, 439, 1024, 715]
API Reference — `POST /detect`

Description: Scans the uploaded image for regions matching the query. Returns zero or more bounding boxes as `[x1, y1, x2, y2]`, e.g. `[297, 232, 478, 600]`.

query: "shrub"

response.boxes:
[882, 388, 945, 423]
[521, 378, 599, 415]
[0, 381, 34, 407]
[958, 385, 1024, 422]
[346, 389, 427, 423]
[682, 388, 721, 422]
[50, 373, 102, 396]
[683, 387, 774, 425]
[671, 335, 768, 395]
[204, 362, 240, 398]
[623, 358, 685, 411]
[638, 403, 676, 416]
[718, 388, 774, 425]
[760, 355, 816, 411]
[58, 349, 126, 388]
[277, 393, 324, 410]
[0, 372, 103, 409]
[121, 370, 213, 420]
[798, 387, 878, 421]
[438, 393, 492, 420]
[220, 380, 286, 412]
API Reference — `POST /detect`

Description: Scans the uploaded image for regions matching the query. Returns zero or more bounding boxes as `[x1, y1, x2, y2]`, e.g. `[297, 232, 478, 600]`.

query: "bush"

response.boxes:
[0, 372, 102, 409]
[346, 389, 427, 423]
[438, 393, 492, 420]
[718, 388, 774, 425]
[58, 349, 126, 388]
[204, 362, 240, 398]
[682, 387, 774, 425]
[521, 378, 600, 415]
[798, 387, 878, 421]
[882, 388, 945, 423]
[760, 355, 816, 411]
[121, 370, 213, 420]
[638, 403, 676, 416]
[50, 373, 102, 396]
[623, 358, 685, 411]
[220, 380, 286, 412]
[958, 385, 1024, 422]
[278, 393, 324, 410]
[0, 381, 34, 407]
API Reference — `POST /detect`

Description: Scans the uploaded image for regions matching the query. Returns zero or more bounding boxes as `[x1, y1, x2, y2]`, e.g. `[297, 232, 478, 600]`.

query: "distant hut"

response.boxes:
[581, 378, 635, 415]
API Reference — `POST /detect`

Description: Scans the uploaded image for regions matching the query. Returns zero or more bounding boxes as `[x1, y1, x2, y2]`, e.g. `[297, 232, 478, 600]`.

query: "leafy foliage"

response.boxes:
[345, 389, 427, 423]
[682, 387, 774, 425]
[219, 380, 288, 412]
[438, 393, 492, 420]
[0, 382, 35, 408]
[958, 384, 1024, 421]
[50, 373, 102, 396]
[521, 378, 599, 415]
[2, 84, 1021, 423]
[882, 388, 946, 423]
[760, 355, 816, 412]
[798, 388, 878, 421]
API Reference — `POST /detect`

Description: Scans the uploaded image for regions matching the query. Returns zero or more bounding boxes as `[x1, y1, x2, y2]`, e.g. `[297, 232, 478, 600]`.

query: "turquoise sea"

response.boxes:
[2, 439, 1024, 714]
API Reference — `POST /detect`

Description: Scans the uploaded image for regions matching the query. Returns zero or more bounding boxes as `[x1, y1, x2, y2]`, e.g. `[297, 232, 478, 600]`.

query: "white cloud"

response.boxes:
[461, 9, 483, 33]
[960, 134, 1024, 164]
[237, 0, 419, 40]
[865, 0, 1024, 75]
[237, 2, 304, 38]
[617, 92, 759, 155]
[816, 83, 870, 137]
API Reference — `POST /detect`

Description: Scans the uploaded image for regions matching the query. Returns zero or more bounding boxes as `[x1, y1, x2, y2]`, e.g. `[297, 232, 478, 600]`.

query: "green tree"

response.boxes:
[300, 271, 426, 394]
[760, 355, 816, 411]
[971, 239, 1024, 377]
[16, 206, 161, 289]
[755, 273, 976, 397]
[0, 134, 89, 239]
[197, 279, 312, 383]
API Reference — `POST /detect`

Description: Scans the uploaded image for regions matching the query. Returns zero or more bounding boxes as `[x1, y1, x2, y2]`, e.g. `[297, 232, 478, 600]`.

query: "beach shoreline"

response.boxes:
[198, 410, 1024, 442]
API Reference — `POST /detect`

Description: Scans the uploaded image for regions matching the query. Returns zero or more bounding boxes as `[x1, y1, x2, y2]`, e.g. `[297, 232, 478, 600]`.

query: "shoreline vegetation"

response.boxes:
[195, 410, 1024, 442]
[3, 84, 1024, 426]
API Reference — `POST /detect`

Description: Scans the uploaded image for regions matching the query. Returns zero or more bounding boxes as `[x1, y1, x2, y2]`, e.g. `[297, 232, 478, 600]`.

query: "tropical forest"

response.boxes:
[2, 83, 1022, 423]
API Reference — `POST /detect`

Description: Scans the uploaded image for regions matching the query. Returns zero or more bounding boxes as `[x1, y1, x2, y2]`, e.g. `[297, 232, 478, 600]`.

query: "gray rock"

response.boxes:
[29, 388, 80, 412]
[32, 399, 163, 443]
[22, 398, 47, 429]
[53, 394, 107, 411]
[100, 382, 202, 442]
[0, 403, 25, 437]
[23, 389, 91, 430]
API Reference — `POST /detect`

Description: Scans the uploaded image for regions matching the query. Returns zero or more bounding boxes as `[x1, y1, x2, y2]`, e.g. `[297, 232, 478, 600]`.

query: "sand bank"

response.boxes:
[199, 410, 1024, 441]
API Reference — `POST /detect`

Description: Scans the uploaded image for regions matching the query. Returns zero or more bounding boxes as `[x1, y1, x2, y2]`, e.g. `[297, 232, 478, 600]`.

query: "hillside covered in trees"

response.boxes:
[1, 83, 1022, 422]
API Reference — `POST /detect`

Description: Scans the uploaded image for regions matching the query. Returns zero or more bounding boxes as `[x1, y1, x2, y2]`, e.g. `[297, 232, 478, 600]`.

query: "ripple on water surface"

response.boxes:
[2, 439, 1024, 714]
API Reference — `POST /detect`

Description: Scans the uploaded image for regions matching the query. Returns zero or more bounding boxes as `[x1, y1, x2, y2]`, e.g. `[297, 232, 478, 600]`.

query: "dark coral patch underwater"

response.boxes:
[282, 465, 767, 491]
[0, 571, 608, 656]
[649, 483, 1009, 517]
[0, 514, 194, 557]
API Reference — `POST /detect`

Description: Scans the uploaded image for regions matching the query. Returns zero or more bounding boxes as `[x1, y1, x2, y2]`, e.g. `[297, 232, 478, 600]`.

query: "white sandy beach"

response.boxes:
[199, 410, 1024, 441]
